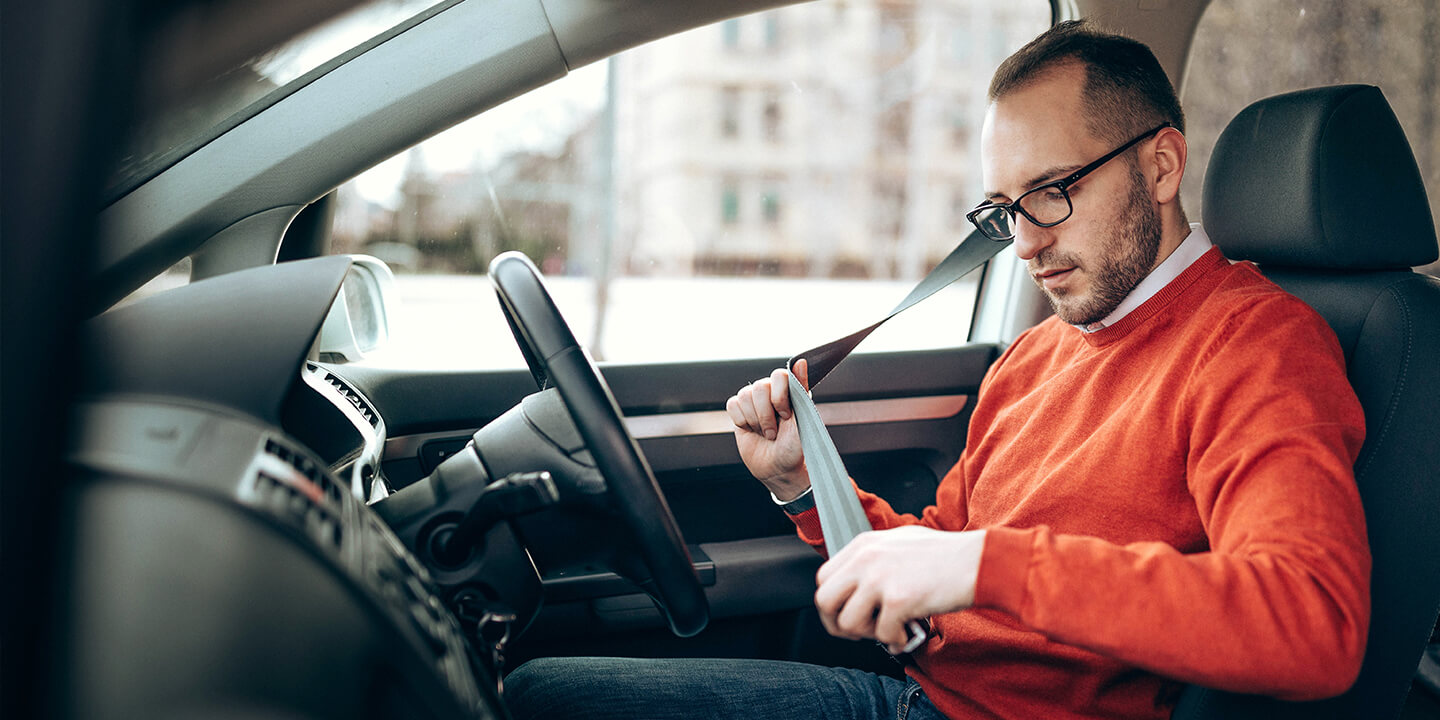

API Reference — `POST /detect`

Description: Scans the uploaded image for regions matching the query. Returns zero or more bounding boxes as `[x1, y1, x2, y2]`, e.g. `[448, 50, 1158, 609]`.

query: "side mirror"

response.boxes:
[316, 255, 397, 362]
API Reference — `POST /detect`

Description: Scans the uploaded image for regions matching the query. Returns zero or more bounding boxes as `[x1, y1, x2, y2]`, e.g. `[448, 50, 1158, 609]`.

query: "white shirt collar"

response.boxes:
[1076, 223, 1214, 333]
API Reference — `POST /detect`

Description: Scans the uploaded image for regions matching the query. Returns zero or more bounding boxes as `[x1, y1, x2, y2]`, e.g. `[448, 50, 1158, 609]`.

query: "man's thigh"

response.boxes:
[504, 656, 941, 720]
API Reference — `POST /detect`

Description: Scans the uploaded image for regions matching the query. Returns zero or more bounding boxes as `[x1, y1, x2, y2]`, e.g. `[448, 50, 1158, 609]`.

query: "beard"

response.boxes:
[1032, 162, 1163, 326]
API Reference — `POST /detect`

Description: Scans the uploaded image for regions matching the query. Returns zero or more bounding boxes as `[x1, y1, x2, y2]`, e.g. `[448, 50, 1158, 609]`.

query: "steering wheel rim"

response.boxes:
[488, 251, 708, 638]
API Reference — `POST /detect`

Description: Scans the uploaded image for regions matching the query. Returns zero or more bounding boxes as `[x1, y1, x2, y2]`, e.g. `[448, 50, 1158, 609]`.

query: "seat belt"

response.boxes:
[786, 230, 1011, 653]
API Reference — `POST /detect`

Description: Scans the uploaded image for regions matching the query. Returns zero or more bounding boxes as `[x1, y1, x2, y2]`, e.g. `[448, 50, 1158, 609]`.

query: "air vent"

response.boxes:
[252, 470, 345, 552]
[254, 438, 347, 553]
[323, 372, 380, 428]
[264, 438, 347, 505]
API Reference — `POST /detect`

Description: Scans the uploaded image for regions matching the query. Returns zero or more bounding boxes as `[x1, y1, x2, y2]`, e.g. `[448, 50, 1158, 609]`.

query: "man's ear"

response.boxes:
[1150, 126, 1187, 206]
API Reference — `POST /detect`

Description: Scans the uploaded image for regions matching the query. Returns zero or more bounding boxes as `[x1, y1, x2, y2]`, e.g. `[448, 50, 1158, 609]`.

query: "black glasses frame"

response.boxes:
[966, 122, 1175, 241]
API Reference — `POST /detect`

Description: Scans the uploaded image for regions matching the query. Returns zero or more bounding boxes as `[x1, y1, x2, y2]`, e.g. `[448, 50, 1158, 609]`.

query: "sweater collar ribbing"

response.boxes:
[1077, 246, 1231, 348]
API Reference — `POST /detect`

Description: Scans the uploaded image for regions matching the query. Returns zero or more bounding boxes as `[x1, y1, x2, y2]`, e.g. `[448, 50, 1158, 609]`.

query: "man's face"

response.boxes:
[979, 64, 1163, 326]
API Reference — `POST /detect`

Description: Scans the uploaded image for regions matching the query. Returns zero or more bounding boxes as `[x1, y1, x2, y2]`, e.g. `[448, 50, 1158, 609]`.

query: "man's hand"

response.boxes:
[814, 526, 987, 652]
[725, 360, 811, 500]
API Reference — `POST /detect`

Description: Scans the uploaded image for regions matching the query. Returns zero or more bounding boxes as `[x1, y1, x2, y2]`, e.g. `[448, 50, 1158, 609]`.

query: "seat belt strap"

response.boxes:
[785, 230, 1010, 652]
[790, 231, 1012, 389]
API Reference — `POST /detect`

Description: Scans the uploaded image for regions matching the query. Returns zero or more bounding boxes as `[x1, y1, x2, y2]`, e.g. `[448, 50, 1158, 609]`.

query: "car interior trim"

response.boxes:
[625, 393, 972, 440]
[381, 393, 970, 461]
[300, 363, 388, 501]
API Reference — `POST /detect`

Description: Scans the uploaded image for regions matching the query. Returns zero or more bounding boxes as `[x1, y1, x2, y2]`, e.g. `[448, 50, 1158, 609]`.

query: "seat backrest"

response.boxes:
[1173, 85, 1440, 719]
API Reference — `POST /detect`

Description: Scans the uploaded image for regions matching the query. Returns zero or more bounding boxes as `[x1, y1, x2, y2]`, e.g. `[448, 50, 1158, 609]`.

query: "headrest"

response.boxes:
[1202, 84, 1437, 270]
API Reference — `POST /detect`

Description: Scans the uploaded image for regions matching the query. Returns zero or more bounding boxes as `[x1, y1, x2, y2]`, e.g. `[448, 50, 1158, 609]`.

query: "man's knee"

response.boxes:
[504, 657, 582, 718]
[506, 656, 665, 719]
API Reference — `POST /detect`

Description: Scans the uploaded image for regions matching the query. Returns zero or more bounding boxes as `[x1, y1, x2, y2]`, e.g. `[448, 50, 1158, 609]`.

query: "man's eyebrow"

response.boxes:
[1021, 164, 1083, 191]
[982, 164, 1085, 203]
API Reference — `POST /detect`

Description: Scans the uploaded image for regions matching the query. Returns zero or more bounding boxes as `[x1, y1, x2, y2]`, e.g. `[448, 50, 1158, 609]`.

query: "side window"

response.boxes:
[1181, 1, 1440, 274]
[332, 1, 1052, 370]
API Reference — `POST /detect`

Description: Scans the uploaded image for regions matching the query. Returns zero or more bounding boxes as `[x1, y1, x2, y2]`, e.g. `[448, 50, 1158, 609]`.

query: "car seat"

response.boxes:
[1172, 85, 1440, 719]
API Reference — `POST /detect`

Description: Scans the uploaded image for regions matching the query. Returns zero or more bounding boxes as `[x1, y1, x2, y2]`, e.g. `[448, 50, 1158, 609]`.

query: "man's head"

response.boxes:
[977, 20, 1189, 326]
[989, 20, 1185, 149]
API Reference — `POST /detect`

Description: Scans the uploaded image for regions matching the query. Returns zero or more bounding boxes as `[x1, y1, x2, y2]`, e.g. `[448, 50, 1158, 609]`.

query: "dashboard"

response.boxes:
[62, 257, 506, 718]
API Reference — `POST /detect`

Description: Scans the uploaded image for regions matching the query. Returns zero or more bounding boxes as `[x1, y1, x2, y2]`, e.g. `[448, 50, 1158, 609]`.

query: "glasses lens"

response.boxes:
[1017, 185, 1072, 226]
[972, 206, 1013, 240]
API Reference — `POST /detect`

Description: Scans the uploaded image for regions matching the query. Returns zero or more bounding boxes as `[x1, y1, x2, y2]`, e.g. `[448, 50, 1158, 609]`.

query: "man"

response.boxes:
[506, 20, 1369, 720]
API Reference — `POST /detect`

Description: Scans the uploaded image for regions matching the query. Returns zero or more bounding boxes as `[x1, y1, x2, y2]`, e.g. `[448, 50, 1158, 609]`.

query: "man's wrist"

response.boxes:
[770, 485, 815, 515]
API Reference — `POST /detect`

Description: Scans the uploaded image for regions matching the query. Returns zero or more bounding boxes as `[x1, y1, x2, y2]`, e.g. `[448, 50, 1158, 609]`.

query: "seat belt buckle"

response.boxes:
[881, 618, 931, 667]
[900, 618, 930, 654]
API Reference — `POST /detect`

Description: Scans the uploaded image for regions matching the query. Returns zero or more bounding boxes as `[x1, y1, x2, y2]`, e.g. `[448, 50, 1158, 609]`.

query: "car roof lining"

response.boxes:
[105, 0, 470, 206]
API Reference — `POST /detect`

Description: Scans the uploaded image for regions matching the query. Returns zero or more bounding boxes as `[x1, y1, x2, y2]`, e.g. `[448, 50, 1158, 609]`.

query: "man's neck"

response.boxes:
[1074, 223, 1212, 333]
[1147, 214, 1192, 276]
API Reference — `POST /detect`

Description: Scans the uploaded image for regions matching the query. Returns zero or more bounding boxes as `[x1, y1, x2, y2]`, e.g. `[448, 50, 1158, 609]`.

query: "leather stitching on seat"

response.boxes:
[1350, 279, 1439, 713]
[1352, 281, 1411, 484]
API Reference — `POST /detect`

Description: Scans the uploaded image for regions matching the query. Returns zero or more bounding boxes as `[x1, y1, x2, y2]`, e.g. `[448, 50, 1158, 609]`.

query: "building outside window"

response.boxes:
[762, 188, 782, 225]
[764, 16, 782, 50]
[720, 86, 741, 138]
[722, 181, 741, 225]
[722, 19, 741, 50]
[762, 89, 782, 142]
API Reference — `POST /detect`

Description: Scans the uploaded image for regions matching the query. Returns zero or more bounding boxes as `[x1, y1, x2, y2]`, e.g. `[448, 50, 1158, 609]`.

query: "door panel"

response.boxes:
[351, 342, 1000, 672]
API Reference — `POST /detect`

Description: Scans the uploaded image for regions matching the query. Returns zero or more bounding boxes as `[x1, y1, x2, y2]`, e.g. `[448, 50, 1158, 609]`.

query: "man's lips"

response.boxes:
[1034, 267, 1076, 290]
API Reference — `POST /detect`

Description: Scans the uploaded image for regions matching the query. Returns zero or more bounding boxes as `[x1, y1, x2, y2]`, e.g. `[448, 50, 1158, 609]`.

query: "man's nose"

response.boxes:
[1010, 216, 1054, 261]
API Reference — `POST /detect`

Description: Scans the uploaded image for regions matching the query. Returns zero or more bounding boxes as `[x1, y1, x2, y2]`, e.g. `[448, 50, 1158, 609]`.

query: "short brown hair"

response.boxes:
[989, 20, 1185, 146]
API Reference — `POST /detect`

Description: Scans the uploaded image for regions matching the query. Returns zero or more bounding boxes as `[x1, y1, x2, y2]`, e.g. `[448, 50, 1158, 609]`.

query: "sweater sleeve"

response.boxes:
[972, 296, 1370, 701]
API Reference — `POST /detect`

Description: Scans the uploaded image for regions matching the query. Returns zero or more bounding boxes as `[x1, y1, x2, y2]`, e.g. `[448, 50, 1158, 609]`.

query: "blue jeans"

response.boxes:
[504, 656, 948, 720]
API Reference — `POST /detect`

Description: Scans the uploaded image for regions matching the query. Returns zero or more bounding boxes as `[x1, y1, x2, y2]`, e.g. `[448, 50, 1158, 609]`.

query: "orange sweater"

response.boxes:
[792, 248, 1369, 719]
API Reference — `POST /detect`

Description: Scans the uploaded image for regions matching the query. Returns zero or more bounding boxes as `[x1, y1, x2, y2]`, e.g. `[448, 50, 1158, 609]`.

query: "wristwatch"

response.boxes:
[771, 486, 815, 516]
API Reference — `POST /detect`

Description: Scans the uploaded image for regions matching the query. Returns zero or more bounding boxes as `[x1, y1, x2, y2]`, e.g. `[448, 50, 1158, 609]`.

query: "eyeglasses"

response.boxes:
[966, 122, 1174, 242]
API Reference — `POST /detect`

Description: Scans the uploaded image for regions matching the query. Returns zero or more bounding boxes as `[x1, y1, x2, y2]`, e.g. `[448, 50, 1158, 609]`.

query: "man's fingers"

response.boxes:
[769, 367, 792, 420]
[730, 383, 763, 431]
[816, 529, 872, 584]
[747, 382, 779, 440]
[815, 546, 840, 586]
[833, 585, 880, 640]
[728, 372, 795, 439]
[725, 394, 747, 428]
[814, 552, 870, 641]
[813, 560, 852, 620]
[794, 358, 810, 391]
[814, 587, 857, 640]
[873, 606, 912, 651]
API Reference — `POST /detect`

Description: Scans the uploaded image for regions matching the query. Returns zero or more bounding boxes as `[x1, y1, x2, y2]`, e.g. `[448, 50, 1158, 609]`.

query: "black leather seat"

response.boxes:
[1173, 85, 1440, 719]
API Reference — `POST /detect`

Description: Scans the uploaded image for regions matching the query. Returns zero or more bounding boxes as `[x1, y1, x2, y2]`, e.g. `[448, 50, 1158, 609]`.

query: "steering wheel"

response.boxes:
[488, 251, 708, 638]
